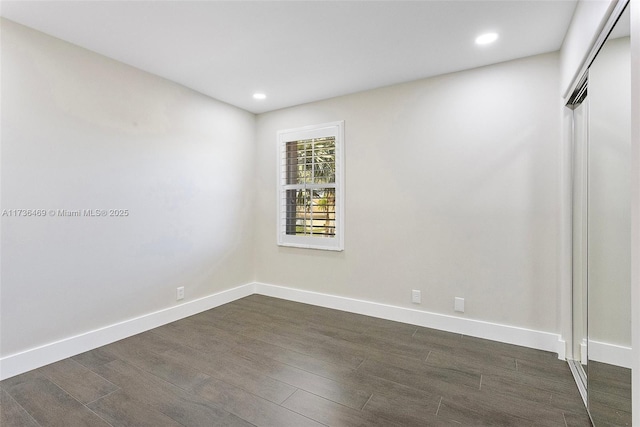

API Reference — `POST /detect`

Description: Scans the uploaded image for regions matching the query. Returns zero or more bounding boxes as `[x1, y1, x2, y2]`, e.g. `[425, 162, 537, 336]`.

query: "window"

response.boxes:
[277, 121, 344, 251]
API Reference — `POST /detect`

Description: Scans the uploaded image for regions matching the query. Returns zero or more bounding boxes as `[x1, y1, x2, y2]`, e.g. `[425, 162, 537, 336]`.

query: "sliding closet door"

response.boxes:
[587, 11, 631, 424]
[571, 97, 589, 391]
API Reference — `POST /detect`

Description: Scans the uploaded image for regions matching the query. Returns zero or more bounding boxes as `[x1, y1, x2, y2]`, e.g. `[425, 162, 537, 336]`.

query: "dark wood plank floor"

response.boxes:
[589, 361, 631, 426]
[1, 295, 591, 426]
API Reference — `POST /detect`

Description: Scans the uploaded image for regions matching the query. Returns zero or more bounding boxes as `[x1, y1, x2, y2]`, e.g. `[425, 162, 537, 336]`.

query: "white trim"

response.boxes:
[0, 283, 255, 380]
[276, 120, 345, 252]
[563, 0, 628, 103]
[588, 340, 633, 369]
[580, 340, 588, 366]
[557, 337, 567, 361]
[1, 281, 569, 381]
[568, 360, 588, 408]
[630, 0, 640, 419]
[253, 282, 565, 358]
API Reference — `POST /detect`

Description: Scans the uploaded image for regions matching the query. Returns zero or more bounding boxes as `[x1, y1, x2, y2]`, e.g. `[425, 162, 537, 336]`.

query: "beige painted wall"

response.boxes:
[0, 19, 256, 357]
[254, 52, 562, 333]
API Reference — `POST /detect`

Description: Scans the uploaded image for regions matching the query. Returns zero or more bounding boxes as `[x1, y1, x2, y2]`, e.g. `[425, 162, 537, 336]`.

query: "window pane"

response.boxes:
[311, 188, 336, 237]
[284, 189, 298, 235]
[312, 137, 336, 184]
[285, 142, 298, 185]
[285, 141, 306, 185]
[284, 188, 335, 238]
[285, 137, 335, 185]
[285, 189, 309, 235]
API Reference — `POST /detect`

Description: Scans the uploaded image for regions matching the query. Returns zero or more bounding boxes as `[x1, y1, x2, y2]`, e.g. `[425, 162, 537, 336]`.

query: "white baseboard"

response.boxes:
[0, 283, 255, 380]
[557, 337, 567, 361]
[253, 282, 565, 358]
[588, 340, 633, 369]
[1, 281, 571, 381]
[580, 341, 588, 365]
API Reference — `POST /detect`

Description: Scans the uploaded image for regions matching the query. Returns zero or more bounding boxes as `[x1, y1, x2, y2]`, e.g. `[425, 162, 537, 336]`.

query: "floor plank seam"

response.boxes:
[280, 387, 299, 406]
[41, 372, 102, 408]
[281, 401, 331, 427]
[84, 403, 116, 427]
[360, 392, 374, 411]
[83, 387, 121, 406]
[3, 389, 44, 427]
[435, 396, 443, 416]
[79, 362, 122, 393]
[260, 350, 351, 383]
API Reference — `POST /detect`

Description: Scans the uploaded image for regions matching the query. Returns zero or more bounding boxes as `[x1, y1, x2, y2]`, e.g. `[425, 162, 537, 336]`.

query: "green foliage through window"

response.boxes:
[284, 137, 336, 237]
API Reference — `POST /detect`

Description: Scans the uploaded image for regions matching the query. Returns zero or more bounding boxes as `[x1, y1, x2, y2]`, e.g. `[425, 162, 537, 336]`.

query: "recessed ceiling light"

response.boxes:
[475, 32, 499, 45]
[253, 93, 266, 100]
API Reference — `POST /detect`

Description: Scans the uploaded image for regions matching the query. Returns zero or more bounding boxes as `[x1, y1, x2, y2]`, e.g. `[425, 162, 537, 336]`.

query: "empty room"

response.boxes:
[1, 0, 639, 426]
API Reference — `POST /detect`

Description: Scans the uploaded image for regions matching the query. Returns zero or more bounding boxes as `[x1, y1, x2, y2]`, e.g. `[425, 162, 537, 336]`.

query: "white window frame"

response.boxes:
[277, 121, 344, 251]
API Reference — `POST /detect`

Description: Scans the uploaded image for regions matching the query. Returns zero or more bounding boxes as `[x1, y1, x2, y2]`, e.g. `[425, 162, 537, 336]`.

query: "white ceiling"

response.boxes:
[1, 1, 578, 114]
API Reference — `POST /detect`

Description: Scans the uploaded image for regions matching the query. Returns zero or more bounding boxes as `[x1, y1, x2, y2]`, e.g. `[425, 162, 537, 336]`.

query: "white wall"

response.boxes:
[254, 53, 562, 334]
[0, 19, 255, 360]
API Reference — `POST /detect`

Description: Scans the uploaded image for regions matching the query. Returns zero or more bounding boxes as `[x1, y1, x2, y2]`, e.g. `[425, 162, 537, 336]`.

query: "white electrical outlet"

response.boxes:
[177, 286, 185, 301]
[411, 290, 421, 304]
[454, 297, 464, 312]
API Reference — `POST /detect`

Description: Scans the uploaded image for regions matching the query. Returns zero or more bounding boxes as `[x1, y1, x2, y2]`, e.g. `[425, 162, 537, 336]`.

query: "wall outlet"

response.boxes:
[176, 286, 185, 301]
[454, 297, 465, 312]
[411, 289, 421, 304]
